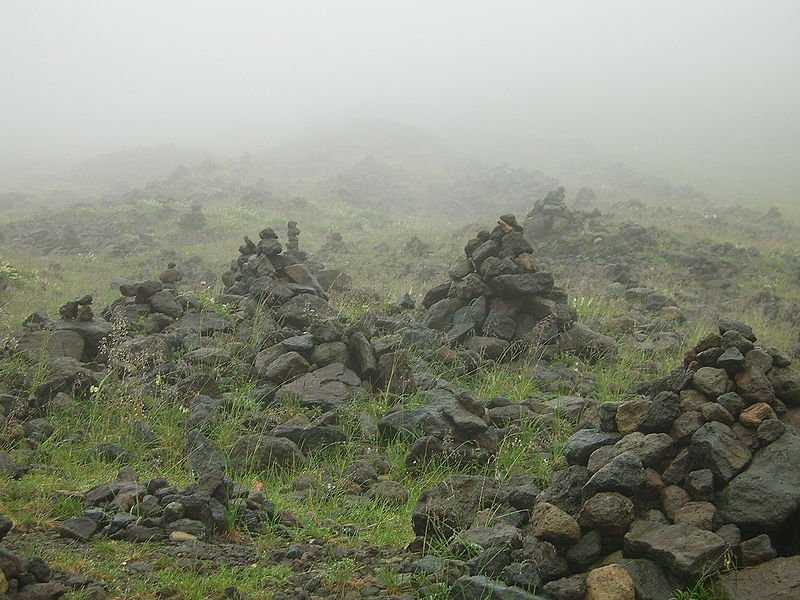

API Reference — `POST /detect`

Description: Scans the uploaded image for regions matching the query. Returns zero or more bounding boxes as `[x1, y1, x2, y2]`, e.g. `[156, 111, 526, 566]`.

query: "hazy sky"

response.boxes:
[1, 1, 798, 198]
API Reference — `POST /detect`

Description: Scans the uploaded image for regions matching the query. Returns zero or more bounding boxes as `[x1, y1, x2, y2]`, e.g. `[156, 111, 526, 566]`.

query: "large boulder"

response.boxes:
[275, 294, 335, 328]
[53, 318, 113, 360]
[276, 362, 365, 411]
[229, 435, 305, 472]
[716, 431, 800, 533]
[176, 311, 233, 335]
[623, 520, 726, 579]
[719, 555, 800, 600]
[556, 323, 617, 361]
[377, 388, 488, 443]
[17, 329, 84, 361]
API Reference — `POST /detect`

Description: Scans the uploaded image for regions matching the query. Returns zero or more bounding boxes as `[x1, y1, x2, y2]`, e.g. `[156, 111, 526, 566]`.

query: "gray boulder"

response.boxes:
[719, 555, 800, 600]
[556, 323, 616, 361]
[689, 422, 751, 483]
[563, 429, 622, 466]
[450, 575, 547, 599]
[276, 362, 365, 411]
[583, 451, 646, 497]
[624, 520, 726, 579]
[716, 431, 800, 532]
[230, 435, 305, 471]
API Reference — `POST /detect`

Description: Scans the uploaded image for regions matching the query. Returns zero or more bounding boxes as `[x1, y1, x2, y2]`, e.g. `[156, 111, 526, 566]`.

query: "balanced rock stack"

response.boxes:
[219, 226, 415, 403]
[158, 262, 182, 285]
[221, 225, 326, 300]
[320, 231, 347, 253]
[422, 214, 613, 361]
[284, 220, 308, 263]
[523, 187, 597, 239]
[16, 295, 113, 363]
[104, 277, 186, 335]
[178, 203, 206, 230]
[409, 320, 800, 600]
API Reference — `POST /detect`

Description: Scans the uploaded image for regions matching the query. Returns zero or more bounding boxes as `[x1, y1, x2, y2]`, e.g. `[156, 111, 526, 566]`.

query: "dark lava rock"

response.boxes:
[490, 273, 554, 296]
[276, 362, 365, 411]
[640, 392, 681, 433]
[563, 429, 622, 466]
[230, 435, 305, 472]
[719, 555, 800, 600]
[541, 574, 587, 600]
[616, 557, 680, 600]
[412, 475, 502, 539]
[58, 517, 98, 542]
[537, 466, 590, 517]
[737, 533, 777, 567]
[450, 575, 547, 599]
[578, 492, 635, 537]
[689, 422, 751, 483]
[718, 319, 756, 342]
[623, 520, 726, 579]
[717, 431, 800, 532]
[582, 451, 646, 497]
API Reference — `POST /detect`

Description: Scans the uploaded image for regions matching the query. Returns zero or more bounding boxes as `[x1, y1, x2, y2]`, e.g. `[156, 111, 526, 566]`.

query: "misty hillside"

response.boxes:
[1, 2, 799, 600]
[66, 144, 216, 189]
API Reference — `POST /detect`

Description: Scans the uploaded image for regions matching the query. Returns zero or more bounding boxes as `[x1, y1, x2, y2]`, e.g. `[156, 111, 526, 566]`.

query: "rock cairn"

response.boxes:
[284, 220, 308, 263]
[409, 320, 800, 600]
[15, 295, 113, 364]
[178, 203, 206, 230]
[158, 262, 182, 285]
[421, 214, 614, 361]
[523, 188, 598, 239]
[320, 231, 347, 253]
[216, 226, 418, 404]
[58, 469, 273, 544]
[103, 278, 188, 336]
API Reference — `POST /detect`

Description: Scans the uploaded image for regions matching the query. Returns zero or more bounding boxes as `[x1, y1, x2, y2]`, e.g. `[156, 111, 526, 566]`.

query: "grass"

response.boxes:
[12, 533, 292, 599]
[2, 184, 799, 598]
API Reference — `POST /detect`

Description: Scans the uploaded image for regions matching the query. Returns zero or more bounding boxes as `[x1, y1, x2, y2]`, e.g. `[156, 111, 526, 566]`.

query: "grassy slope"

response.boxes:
[1, 189, 798, 599]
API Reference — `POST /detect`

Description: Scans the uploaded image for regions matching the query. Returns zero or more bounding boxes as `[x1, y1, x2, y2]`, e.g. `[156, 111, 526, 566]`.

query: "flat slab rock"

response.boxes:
[623, 520, 726, 579]
[276, 362, 364, 410]
[176, 311, 232, 334]
[58, 516, 98, 542]
[450, 575, 548, 599]
[720, 556, 800, 600]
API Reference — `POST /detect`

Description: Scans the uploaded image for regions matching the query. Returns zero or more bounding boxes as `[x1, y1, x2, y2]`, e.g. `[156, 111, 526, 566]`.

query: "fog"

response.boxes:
[1, 0, 798, 204]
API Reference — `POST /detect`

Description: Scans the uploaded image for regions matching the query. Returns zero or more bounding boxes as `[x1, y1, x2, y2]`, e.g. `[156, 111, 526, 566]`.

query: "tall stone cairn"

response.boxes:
[420, 214, 581, 360]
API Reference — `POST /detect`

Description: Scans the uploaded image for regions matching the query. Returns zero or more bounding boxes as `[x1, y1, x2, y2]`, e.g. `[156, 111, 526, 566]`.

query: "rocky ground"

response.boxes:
[1, 172, 800, 600]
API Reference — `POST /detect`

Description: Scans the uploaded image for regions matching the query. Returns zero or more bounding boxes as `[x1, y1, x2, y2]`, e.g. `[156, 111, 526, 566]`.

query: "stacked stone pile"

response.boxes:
[3, 225, 422, 469]
[523, 188, 599, 238]
[408, 320, 800, 600]
[103, 276, 191, 332]
[16, 295, 113, 364]
[284, 220, 308, 263]
[421, 214, 614, 361]
[57, 469, 273, 545]
[178, 203, 207, 230]
[320, 231, 347, 253]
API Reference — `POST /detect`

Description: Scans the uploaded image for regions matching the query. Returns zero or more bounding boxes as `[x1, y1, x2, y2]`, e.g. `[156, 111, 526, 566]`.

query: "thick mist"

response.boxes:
[1, 0, 798, 204]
